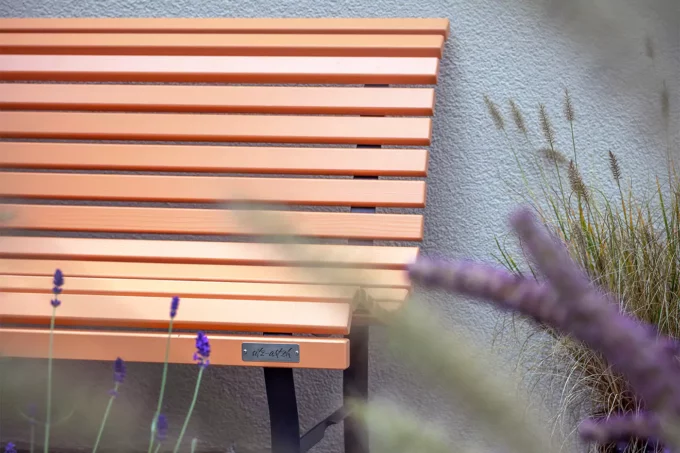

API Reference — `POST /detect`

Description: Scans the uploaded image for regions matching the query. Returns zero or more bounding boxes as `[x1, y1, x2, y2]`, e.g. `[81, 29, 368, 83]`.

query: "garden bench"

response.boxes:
[0, 17, 449, 453]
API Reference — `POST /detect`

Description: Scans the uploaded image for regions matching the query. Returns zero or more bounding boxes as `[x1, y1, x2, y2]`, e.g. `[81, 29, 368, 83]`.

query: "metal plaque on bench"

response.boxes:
[241, 343, 300, 364]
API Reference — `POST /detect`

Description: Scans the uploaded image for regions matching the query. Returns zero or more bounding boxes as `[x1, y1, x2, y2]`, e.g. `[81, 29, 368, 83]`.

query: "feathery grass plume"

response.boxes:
[148, 296, 180, 453]
[540, 147, 568, 165]
[564, 89, 576, 123]
[509, 99, 529, 136]
[539, 104, 556, 149]
[354, 400, 450, 453]
[608, 151, 622, 183]
[484, 95, 506, 131]
[44, 269, 64, 453]
[410, 207, 680, 451]
[568, 160, 590, 203]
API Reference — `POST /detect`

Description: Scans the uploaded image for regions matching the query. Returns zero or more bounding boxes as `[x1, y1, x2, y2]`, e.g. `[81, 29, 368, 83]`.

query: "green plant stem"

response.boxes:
[172, 367, 205, 453]
[92, 382, 120, 453]
[30, 422, 35, 453]
[190, 438, 197, 453]
[153, 442, 161, 453]
[44, 305, 57, 453]
[148, 318, 174, 453]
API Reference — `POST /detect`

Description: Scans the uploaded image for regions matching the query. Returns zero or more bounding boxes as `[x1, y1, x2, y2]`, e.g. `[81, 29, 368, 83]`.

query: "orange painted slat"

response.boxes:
[0, 111, 431, 146]
[0, 18, 450, 38]
[0, 275, 408, 302]
[0, 260, 411, 288]
[0, 83, 435, 116]
[0, 292, 351, 335]
[0, 142, 429, 176]
[0, 173, 426, 207]
[0, 329, 350, 369]
[3, 205, 424, 241]
[0, 237, 419, 269]
[0, 33, 444, 57]
[0, 55, 439, 85]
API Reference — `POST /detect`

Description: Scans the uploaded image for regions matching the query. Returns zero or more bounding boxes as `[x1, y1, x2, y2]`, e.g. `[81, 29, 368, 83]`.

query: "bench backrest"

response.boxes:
[0, 18, 448, 369]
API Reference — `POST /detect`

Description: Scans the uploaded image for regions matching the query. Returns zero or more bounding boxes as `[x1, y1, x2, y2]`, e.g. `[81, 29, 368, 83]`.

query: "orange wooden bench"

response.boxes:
[0, 17, 449, 453]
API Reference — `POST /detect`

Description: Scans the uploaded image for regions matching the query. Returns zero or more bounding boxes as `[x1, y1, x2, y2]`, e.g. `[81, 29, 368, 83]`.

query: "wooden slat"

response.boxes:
[0, 329, 350, 369]
[3, 205, 424, 241]
[0, 111, 431, 146]
[0, 260, 410, 288]
[0, 18, 450, 38]
[0, 173, 426, 208]
[0, 292, 351, 335]
[0, 55, 439, 85]
[0, 33, 444, 57]
[0, 237, 419, 269]
[0, 83, 435, 116]
[0, 275, 408, 302]
[0, 142, 429, 176]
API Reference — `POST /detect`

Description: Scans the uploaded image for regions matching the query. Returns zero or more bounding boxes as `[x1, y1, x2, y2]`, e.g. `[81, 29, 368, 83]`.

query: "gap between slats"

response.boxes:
[0, 329, 350, 369]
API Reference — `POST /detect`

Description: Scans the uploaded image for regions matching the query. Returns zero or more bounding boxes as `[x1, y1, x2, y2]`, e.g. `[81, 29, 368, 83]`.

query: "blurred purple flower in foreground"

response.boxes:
[407, 207, 680, 451]
[4, 442, 16, 453]
[156, 414, 168, 442]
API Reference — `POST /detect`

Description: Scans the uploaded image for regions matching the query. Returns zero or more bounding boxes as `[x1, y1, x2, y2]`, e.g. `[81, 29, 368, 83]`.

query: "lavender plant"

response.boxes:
[92, 358, 126, 453]
[43, 269, 63, 453]
[408, 207, 680, 451]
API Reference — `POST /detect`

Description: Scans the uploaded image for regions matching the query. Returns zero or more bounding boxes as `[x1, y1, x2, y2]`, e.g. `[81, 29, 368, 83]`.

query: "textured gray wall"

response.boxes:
[0, 0, 678, 452]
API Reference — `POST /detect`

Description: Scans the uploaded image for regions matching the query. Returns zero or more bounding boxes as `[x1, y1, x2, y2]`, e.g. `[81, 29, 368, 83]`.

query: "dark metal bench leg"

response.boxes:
[263, 331, 300, 453]
[343, 325, 370, 453]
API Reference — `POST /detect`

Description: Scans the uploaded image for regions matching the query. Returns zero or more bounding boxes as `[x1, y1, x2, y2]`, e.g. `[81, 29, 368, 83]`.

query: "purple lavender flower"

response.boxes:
[156, 414, 168, 442]
[51, 268, 64, 307]
[407, 207, 680, 450]
[4, 442, 16, 453]
[170, 296, 180, 319]
[193, 331, 210, 368]
[114, 357, 126, 384]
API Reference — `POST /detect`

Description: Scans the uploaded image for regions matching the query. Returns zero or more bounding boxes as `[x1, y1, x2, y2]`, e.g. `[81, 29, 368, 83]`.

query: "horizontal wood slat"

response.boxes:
[0, 18, 450, 38]
[0, 237, 419, 269]
[0, 275, 407, 302]
[0, 173, 426, 207]
[0, 292, 351, 334]
[0, 142, 429, 176]
[0, 111, 431, 145]
[0, 260, 410, 288]
[0, 84, 435, 115]
[0, 329, 350, 369]
[3, 205, 424, 241]
[0, 33, 444, 57]
[0, 55, 440, 85]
